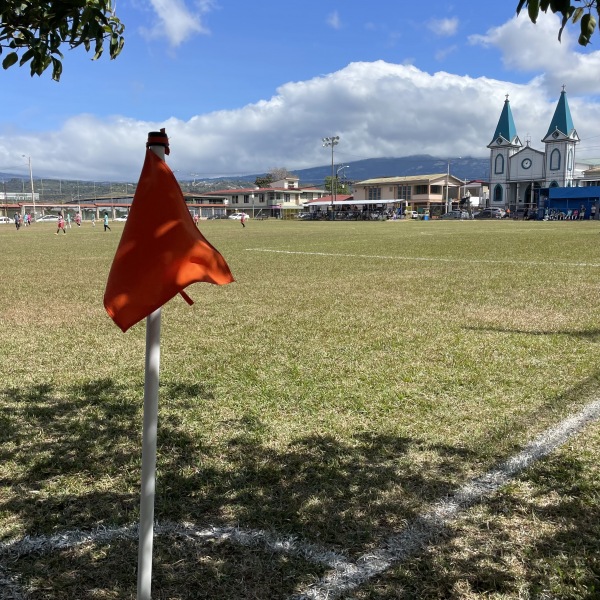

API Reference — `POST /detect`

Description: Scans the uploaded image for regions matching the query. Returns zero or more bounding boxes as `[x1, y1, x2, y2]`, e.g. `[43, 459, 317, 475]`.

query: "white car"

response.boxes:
[228, 212, 249, 220]
[0, 216, 12, 224]
[114, 216, 128, 222]
[36, 215, 59, 222]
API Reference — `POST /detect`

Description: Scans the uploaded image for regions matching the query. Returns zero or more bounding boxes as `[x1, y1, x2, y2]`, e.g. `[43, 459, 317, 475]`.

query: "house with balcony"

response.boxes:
[352, 173, 465, 216]
[194, 176, 328, 218]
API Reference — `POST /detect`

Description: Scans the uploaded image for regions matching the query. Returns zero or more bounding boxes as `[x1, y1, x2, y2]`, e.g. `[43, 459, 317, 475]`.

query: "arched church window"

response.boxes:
[550, 148, 561, 171]
[494, 184, 503, 202]
[494, 154, 504, 174]
[549, 181, 559, 188]
[567, 149, 573, 172]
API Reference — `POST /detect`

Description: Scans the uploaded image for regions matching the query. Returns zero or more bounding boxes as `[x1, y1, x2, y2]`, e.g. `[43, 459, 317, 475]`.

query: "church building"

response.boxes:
[488, 89, 579, 212]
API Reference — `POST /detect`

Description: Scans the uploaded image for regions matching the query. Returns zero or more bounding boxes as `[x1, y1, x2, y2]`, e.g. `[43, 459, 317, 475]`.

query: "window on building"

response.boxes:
[414, 185, 428, 195]
[284, 193, 290, 202]
[258, 194, 264, 202]
[494, 154, 504, 174]
[367, 187, 381, 200]
[567, 148, 573, 171]
[268, 192, 275, 201]
[243, 195, 250, 204]
[494, 184, 503, 202]
[231, 195, 238, 204]
[550, 148, 561, 170]
[430, 185, 442, 195]
[398, 185, 411, 200]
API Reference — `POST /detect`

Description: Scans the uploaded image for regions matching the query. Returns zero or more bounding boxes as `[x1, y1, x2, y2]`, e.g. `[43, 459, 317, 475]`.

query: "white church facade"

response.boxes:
[488, 89, 580, 212]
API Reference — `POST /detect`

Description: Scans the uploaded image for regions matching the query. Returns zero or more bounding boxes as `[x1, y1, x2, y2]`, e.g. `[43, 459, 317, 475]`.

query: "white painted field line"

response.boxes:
[291, 399, 600, 600]
[246, 248, 600, 268]
[0, 522, 350, 594]
[2, 401, 599, 600]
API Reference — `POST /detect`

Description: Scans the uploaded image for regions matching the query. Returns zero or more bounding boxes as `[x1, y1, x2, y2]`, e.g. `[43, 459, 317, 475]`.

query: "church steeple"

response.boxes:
[543, 87, 579, 187]
[543, 87, 577, 141]
[488, 95, 521, 147]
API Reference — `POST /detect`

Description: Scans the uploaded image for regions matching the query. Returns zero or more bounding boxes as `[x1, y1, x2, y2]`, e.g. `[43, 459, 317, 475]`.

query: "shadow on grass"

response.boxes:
[1, 378, 477, 556]
[356, 451, 600, 599]
[464, 324, 600, 342]
[3, 377, 600, 598]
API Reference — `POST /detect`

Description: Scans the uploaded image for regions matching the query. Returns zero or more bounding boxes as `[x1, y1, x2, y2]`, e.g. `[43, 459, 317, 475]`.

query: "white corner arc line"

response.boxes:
[290, 399, 600, 600]
[2, 401, 599, 600]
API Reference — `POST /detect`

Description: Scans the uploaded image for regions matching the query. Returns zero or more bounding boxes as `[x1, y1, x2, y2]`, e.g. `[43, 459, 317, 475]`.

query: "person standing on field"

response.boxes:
[103, 213, 111, 232]
[56, 212, 66, 235]
[241, 214, 246, 228]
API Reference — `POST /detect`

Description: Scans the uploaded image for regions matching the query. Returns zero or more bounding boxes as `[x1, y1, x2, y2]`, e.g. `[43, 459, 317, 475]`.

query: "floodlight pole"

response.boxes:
[323, 136, 339, 220]
[137, 140, 164, 600]
[23, 155, 35, 219]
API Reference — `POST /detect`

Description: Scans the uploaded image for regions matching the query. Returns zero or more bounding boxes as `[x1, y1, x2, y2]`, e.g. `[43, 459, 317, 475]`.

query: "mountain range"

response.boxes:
[271, 155, 490, 186]
[0, 155, 491, 201]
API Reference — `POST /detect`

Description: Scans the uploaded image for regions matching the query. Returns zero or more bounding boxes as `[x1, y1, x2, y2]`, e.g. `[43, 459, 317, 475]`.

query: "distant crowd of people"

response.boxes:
[9, 211, 116, 234]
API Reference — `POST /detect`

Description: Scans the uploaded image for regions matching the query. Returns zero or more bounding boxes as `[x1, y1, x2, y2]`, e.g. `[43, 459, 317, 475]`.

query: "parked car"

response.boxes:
[228, 212, 249, 220]
[297, 212, 317, 220]
[473, 208, 505, 219]
[36, 214, 59, 222]
[0, 216, 12, 224]
[114, 216, 128, 222]
[441, 210, 471, 220]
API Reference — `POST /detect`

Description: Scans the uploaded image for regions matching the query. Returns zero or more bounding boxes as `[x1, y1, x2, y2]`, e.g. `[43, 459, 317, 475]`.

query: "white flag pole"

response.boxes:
[137, 139, 165, 600]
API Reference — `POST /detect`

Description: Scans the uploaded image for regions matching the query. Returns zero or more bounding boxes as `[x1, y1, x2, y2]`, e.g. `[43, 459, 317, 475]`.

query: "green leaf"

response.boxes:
[572, 7, 584, 23]
[2, 52, 19, 69]
[51, 57, 63, 81]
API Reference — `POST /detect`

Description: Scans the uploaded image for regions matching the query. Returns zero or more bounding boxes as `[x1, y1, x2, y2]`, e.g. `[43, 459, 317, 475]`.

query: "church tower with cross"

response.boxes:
[487, 88, 579, 210]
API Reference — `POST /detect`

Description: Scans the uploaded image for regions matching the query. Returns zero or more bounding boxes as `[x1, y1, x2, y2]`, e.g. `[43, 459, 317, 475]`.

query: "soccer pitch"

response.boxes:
[1, 218, 599, 599]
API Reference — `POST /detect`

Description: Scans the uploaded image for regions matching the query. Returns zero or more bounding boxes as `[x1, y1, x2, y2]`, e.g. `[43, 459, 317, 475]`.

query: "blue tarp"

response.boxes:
[539, 186, 600, 219]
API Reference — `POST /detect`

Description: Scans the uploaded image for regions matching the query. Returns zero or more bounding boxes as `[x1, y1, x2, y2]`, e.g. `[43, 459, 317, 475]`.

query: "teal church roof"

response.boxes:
[545, 90, 575, 137]
[491, 97, 518, 143]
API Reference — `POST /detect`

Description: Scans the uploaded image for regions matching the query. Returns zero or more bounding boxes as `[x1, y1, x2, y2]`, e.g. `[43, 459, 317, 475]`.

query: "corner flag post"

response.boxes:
[136, 140, 165, 600]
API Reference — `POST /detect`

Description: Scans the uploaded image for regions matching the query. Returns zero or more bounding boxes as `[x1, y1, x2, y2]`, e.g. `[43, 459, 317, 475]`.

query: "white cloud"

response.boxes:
[469, 13, 600, 96]
[327, 11, 342, 30]
[427, 17, 459, 37]
[141, 0, 213, 46]
[7, 53, 600, 181]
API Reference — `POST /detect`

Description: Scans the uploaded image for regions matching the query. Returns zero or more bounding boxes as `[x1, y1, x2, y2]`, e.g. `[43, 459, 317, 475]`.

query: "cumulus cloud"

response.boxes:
[6, 59, 600, 182]
[470, 13, 600, 96]
[427, 17, 459, 37]
[5, 12, 600, 182]
[140, 0, 213, 46]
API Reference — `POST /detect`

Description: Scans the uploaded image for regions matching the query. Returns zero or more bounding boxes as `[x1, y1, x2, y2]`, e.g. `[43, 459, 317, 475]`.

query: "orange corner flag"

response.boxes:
[104, 143, 234, 332]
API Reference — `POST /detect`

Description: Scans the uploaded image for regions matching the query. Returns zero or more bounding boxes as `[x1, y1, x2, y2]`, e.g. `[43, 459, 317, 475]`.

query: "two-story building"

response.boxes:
[195, 176, 328, 218]
[351, 173, 466, 216]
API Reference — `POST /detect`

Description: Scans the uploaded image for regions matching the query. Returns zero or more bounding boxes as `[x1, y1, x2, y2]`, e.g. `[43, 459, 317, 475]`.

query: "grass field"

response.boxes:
[1, 218, 599, 599]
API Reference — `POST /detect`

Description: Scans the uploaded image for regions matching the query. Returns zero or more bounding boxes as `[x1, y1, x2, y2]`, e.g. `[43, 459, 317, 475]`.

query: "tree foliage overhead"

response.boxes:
[517, 0, 598, 46]
[0, 0, 125, 81]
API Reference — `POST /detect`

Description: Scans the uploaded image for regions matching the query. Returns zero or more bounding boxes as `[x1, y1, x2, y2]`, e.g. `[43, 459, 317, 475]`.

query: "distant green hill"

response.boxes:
[0, 155, 489, 203]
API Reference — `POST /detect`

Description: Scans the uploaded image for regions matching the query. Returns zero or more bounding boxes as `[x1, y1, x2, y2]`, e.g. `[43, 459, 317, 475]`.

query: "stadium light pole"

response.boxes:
[22, 155, 35, 219]
[323, 136, 339, 220]
[445, 157, 461, 215]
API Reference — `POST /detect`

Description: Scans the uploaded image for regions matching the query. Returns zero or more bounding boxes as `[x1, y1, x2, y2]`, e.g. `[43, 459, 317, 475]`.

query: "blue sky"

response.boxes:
[2, 0, 600, 181]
